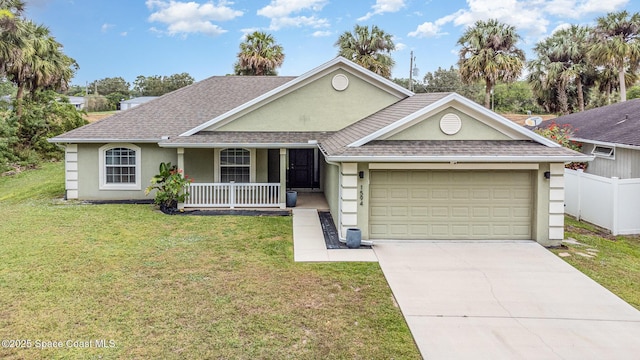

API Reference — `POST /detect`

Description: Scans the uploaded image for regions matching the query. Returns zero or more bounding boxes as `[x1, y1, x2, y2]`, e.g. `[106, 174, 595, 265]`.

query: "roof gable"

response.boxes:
[383, 107, 512, 141]
[180, 57, 413, 136]
[347, 93, 559, 148]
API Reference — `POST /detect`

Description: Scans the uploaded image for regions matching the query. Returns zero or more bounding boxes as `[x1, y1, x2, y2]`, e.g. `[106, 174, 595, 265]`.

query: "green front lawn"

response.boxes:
[550, 217, 640, 310]
[0, 162, 420, 359]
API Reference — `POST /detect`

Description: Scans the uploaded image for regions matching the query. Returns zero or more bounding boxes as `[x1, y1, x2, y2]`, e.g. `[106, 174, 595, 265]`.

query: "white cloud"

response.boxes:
[312, 30, 332, 37]
[358, 0, 406, 21]
[408, 22, 442, 38]
[395, 42, 407, 51]
[576, 0, 629, 16]
[550, 22, 571, 34]
[268, 16, 329, 31]
[257, 0, 327, 17]
[120, 32, 128, 37]
[146, 0, 243, 37]
[408, 12, 457, 38]
[101, 23, 115, 33]
[257, 0, 329, 31]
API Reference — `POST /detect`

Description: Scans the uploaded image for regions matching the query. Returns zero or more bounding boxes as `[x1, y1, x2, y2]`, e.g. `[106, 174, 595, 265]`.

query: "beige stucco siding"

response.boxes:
[184, 148, 214, 183]
[214, 69, 400, 132]
[385, 107, 512, 141]
[77, 143, 176, 200]
[322, 160, 340, 228]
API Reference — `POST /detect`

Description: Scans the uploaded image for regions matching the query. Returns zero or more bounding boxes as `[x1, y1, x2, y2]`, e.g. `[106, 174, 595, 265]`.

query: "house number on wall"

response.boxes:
[360, 185, 364, 206]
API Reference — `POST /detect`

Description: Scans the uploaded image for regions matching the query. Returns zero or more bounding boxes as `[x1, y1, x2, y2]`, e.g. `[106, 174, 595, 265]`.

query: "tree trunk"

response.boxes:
[484, 78, 492, 109]
[558, 83, 569, 115]
[15, 83, 24, 121]
[619, 65, 627, 102]
[576, 76, 584, 112]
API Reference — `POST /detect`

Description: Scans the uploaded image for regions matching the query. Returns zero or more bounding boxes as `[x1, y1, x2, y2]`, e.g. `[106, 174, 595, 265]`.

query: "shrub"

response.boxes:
[145, 162, 192, 213]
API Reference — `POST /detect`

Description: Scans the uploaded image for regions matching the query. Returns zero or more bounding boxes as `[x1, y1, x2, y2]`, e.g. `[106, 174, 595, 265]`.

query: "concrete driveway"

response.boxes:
[373, 241, 640, 359]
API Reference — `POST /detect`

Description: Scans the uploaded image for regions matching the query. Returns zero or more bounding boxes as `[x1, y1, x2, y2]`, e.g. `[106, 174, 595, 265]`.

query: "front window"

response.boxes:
[220, 148, 250, 183]
[105, 148, 136, 184]
[99, 144, 141, 190]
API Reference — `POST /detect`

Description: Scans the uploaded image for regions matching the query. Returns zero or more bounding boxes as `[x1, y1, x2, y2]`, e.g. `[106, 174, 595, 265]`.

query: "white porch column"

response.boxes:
[279, 148, 287, 208]
[65, 144, 79, 199]
[340, 163, 359, 237]
[177, 147, 185, 210]
[548, 163, 565, 243]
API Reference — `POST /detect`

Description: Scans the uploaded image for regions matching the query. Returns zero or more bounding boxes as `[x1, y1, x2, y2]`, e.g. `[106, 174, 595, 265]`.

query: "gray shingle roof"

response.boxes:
[50, 76, 295, 142]
[536, 98, 640, 147]
[324, 140, 586, 160]
[320, 92, 451, 155]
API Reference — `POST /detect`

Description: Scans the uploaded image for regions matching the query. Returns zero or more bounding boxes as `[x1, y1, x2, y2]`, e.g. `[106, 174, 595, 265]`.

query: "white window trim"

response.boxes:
[99, 143, 142, 190]
[591, 145, 615, 159]
[214, 148, 255, 183]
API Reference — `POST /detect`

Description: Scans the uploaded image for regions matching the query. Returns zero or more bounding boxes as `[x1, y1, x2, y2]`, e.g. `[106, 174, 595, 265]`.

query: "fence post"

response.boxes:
[230, 181, 236, 209]
[576, 169, 583, 220]
[611, 177, 619, 235]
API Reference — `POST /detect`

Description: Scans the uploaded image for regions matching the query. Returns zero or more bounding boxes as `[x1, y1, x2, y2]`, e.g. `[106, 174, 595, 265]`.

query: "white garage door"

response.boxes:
[369, 170, 533, 240]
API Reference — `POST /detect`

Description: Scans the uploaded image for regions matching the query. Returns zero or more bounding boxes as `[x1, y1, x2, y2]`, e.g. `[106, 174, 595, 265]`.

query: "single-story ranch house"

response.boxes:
[50, 57, 590, 246]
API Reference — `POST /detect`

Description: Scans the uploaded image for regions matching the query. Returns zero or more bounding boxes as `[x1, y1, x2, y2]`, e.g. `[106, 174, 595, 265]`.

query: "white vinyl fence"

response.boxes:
[564, 169, 640, 235]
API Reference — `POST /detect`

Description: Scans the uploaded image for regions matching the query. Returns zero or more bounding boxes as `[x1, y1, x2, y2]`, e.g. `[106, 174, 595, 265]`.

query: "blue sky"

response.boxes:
[26, 0, 640, 87]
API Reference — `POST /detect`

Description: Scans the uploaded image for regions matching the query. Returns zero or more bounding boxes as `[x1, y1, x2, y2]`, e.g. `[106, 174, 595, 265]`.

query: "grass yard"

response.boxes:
[550, 217, 640, 310]
[0, 162, 420, 359]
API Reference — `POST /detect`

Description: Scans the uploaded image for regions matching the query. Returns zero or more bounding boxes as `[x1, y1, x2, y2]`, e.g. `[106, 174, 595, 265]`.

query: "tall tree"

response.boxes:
[89, 77, 130, 96]
[335, 24, 395, 78]
[132, 73, 194, 96]
[457, 19, 525, 109]
[528, 26, 593, 114]
[590, 10, 640, 102]
[234, 31, 284, 76]
[422, 66, 483, 101]
[3, 20, 77, 117]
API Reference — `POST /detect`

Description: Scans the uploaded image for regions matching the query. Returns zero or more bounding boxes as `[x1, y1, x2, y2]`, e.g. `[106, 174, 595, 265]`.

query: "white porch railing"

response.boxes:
[184, 182, 282, 208]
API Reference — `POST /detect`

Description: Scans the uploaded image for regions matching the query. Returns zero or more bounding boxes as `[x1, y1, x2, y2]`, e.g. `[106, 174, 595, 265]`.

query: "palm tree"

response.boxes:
[335, 24, 395, 78]
[4, 21, 77, 117]
[0, 0, 26, 70]
[234, 31, 284, 76]
[528, 25, 593, 114]
[590, 10, 640, 102]
[457, 19, 525, 109]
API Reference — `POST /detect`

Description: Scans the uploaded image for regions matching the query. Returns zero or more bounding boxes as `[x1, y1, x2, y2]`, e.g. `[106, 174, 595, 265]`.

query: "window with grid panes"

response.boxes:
[220, 148, 250, 182]
[105, 147, 137, 184]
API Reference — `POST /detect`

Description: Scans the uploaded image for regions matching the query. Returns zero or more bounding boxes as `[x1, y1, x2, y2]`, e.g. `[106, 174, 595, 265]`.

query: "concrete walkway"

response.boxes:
[374, 241, 640, 360]
[292, 208, 376, 262]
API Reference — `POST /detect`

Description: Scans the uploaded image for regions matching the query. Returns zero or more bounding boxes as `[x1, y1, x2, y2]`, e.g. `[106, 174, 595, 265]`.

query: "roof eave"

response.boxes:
[159, 142, 319, 149]
[571, 137, 640, 151]
[48, 138, 161, 144]
[324, 155, 594, 163]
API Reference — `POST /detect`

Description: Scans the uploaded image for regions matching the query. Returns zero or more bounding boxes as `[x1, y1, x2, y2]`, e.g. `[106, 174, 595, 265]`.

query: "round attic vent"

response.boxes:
[440, 113, 462, 135]
[331, 74, 349, 91]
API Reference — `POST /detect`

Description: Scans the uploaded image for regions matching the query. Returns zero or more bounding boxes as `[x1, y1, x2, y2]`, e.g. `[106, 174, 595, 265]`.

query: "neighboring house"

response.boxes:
[536, 99, 640, 179]
[67, 96, 86, 110]
[119, 96, 159, 111]
[535, 100, 640, 235]
[49, 57, 589, 246]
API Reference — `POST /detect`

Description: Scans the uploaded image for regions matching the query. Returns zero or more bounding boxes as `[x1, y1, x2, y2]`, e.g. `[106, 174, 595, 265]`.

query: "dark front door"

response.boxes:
[288, 149, 316, 188]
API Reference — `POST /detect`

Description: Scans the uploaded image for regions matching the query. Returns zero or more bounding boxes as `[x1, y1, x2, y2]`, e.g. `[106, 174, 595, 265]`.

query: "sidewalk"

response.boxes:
[291, 208, 377, 262]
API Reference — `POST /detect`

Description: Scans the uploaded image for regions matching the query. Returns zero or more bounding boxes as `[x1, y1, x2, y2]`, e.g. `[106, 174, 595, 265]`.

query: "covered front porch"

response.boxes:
[175, 146, 326, 209]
